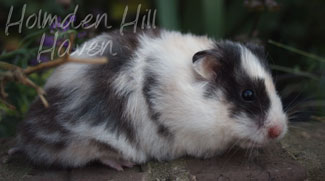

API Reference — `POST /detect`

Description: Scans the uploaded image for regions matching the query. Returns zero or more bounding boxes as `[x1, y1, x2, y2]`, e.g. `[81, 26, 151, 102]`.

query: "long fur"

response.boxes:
[16, 29, 288, 167]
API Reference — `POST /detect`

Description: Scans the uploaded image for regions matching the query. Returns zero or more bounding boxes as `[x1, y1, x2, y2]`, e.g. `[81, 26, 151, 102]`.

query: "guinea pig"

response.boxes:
[12, 29, 288, 171]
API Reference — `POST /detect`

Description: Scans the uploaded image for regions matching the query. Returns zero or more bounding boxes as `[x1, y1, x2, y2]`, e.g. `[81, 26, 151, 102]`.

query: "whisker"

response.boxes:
[288, 125, 305, 131]
[221, 138, 250, 168]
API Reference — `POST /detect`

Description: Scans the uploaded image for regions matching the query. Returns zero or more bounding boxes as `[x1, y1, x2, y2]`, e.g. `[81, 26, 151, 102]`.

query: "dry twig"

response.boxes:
[0, 51, 108, 109]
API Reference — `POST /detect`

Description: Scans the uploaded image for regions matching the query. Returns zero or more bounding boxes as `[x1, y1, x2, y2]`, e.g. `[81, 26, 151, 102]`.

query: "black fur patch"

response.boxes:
[19, 88, 70, 151]
[142, 69, 173, 138]
[203, 41, 271, 125]
[18, 29, 163, 165]
[65, 29, 162, 145]
[69, 30, 144, 145]
[20, 30, 163, 149]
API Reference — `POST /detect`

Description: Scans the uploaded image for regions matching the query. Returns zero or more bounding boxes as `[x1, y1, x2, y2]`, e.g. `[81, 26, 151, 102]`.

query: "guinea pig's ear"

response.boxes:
[192, 50, 221, 80]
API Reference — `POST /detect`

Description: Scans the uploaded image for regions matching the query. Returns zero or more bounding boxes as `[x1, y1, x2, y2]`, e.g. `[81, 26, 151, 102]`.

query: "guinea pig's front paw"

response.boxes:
[99, 157, 134, 171]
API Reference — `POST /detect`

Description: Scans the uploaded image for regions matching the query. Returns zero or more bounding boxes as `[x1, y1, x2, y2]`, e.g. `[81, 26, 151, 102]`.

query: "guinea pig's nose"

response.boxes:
[268, 125, 282, 139]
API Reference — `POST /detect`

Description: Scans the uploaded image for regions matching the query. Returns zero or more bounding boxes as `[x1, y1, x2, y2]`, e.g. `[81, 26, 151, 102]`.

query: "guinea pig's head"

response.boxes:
[192, 41, 288, 148]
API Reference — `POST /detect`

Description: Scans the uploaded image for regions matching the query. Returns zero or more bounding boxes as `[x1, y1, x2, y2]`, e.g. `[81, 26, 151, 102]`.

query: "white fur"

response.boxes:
[240, 46, 267, 79]
[45, 34, 112, 90]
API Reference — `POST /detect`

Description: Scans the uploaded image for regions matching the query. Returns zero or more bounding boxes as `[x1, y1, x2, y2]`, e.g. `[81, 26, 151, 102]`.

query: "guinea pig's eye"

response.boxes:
[241, 89, 255, 101]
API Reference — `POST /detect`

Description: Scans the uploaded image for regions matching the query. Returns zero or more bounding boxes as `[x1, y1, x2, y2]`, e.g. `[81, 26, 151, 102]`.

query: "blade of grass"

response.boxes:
[271, 64, 319, 80]
[268, 40, 325, 63]
[0, 49, 28, 60]
[19, 29, 48, 48]
[296, 100, 325, 109]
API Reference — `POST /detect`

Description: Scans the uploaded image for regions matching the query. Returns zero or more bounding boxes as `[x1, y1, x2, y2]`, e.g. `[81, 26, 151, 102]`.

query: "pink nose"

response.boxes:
[268, 125, 282, 139]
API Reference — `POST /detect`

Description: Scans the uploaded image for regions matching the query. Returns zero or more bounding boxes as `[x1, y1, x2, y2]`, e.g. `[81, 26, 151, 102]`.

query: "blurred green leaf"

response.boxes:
[155, 0, 180, 30]
[202, 0, 224, 39]
[271, 64, 319, 80]
[268, 40, 325, 63]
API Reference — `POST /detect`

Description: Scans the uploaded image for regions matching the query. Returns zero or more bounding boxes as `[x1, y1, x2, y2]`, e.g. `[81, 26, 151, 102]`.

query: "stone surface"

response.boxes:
[281, 121, 325, 181]
[69, 166, 146, 181]
[3, 121, 323, 181]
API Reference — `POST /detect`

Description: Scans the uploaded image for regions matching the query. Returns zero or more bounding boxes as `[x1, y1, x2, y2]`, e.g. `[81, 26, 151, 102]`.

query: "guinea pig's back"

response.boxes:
[16, 30, 149, 166]
[16, 29, 218, 166]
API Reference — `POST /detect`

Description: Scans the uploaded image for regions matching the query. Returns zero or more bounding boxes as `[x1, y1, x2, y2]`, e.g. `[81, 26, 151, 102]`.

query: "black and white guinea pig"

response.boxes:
[13, 29, 288, 171]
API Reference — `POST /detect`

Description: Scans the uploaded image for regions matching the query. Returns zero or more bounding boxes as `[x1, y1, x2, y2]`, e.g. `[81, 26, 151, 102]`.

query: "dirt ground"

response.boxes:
[0, 121, 323, 181]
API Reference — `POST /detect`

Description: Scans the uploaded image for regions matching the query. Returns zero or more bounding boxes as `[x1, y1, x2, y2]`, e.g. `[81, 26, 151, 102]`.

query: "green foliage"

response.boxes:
[0, 1, 88, 136]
